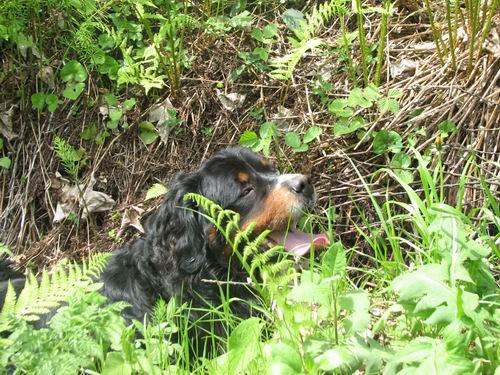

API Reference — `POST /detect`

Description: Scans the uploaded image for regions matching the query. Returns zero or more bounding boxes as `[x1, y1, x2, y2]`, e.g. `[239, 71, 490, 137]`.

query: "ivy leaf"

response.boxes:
[31, 92, 46, 111]
[334, 117, 366, 136]
[109, 110, 123, 122]
[145, 183, 168, 200]
[303, 126, 322, 143]
[284, 132, 302, 149]
[373, 130, 402, 154]
[63, 83, 85, 100]
[60, 60, 87, 82]
[46, 94, 58, 113]
[0, 156, 11, 169]
[138, 121, 159, 145]
[123, 98, 136, 111]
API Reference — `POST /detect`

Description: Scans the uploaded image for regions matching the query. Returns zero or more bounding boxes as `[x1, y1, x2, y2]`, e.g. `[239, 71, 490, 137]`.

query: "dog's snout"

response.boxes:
[289, 175, 311, 194]
[278, 174, 314, 198]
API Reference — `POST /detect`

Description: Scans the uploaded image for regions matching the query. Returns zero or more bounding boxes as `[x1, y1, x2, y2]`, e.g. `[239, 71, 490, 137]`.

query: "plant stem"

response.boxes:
[355, 0, 369, 86]
[423, 0, 445, 66]
[375, 0, 391, 86]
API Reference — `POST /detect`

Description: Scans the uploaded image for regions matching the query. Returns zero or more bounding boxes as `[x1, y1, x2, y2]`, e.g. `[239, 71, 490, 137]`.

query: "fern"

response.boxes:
[184, 193, 297, 296]
[270, 0, 345, 80]
[53, 136, 85, 182]
[0, 252, 111, 331]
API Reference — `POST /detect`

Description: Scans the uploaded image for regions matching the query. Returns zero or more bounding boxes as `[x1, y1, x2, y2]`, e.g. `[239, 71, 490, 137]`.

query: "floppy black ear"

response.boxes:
[146, 171, 208, 274]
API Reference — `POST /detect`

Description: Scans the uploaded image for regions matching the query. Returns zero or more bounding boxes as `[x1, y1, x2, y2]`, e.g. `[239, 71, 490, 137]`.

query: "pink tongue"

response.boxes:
[270, 230, 330, 256]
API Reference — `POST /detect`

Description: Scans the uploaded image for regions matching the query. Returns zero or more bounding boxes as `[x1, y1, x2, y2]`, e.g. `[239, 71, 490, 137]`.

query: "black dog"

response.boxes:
[1, 147, 328, 350]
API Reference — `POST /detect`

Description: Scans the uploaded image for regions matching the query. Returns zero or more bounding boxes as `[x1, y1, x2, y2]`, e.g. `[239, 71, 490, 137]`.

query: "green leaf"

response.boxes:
[80, 123, 98, 141]
[438, 119, 457, 134]
[45, 94, 58, 113]
[109, 110, 123, 122]
[264, 342, 302, 374]
[321, 242, 346, 277]
[303, 126, 322, 143]
[102, 352, 132, 375]
[292, 144, 309, 153]
[372, 130, 402, 154]
[347, 88, 372, 108]
[222, 317, 263, 373]
[98, 34, 115, 49]
[363, 84, 380, 101]
[0, 156, 11, 169]
[284, 132, 302, 149]
[281, 9, 305, 31]
[328, 99, 353, 117]
[145, 183, 168, 200]
[123, 98, 136, 111]
[31, 92, 46, 111]
[340, 290, 370, 334]
[334, 116, 366, 136]
[63, 83, 85, 100]
[388, 88, 403, 99]
[60, 60, 87, 82]
[259, 122, 278, 139]
[138, 121, 159, 145]
[239, 130, 260, 148]
[0, 138, 3, 149]
[104, 93, 118, 107]
[252, 47, 269, 61]
[378, 97, 400, 114]
[263, 24, 278, 38]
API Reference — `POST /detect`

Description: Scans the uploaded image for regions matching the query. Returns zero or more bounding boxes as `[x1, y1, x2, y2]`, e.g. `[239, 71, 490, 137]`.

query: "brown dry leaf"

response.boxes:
[118, 205, 145, 236]
[390, 58, 418, 78]
[216, 90, 246, 111]
[0, 105, 18, 141]
[52, 174, 115, 223]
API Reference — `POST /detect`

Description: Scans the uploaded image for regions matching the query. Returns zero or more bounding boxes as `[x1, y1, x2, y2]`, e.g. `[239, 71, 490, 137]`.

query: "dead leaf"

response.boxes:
[118, 205, 145, 236]
[148, 98, 174, 125]
[390, 58, 418, 78]
[271, 106, 294, 128]
[0, 105, 18, 141]
[52, 174, 115, 223]
[216, 90, 246, 111]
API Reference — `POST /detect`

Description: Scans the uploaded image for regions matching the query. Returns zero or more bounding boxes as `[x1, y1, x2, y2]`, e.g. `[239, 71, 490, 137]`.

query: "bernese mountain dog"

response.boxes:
[0, 147, 328, 352]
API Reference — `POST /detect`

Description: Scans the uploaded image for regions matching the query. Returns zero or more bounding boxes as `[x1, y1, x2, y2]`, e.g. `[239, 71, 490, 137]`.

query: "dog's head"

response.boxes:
[147, 147, 328, 274]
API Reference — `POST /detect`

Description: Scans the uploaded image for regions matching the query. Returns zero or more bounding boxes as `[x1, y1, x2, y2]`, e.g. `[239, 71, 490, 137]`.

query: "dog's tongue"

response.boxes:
[270, 230, 329, 256]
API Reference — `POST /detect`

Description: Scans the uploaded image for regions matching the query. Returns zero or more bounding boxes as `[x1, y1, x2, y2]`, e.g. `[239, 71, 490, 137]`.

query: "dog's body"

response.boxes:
[1, 147, 326, 350]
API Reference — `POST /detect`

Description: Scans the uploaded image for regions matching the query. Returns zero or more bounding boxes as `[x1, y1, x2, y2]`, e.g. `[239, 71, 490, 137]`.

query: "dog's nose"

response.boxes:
[289, 175, 311, 194]
[279, 174, 314, 198]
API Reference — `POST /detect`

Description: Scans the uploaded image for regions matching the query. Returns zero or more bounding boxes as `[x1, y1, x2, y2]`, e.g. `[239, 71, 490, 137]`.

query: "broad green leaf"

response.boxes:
[102, 352, 132, 375]
[340, 290, 370, 333]
[239, 130, 260, 148]
[391, 152, 413, 183]
[109, 110, 123, 122]
[292, 143, 308, 153]
[31, 92, 46, 111]
[138, 121, 159, 145]
[348, 88, 372, 108]
[223, 317, 263, 373]
[281, 9, 305, 31]
[333, 117, 366, 136]
[60, 60, 87, 82]
[81, 124, 98, 141]
[303, 126, 322, 143]
[45, 94, 58, 113]
[378, 97, 400, 114]
[260, 122, 278, 139]
[252, 47, 269, 61]
[98, 34, 115, 49]
[438, 119, 457, 134]
[264, 342, 302, 373]
[0, 157, 11, 169]
[63, 82, 85, 100]
[284, 132, 302, 149]
[123, 98, 136, 111]
[363, 84, 380, 101]
[321, 242, 346, 277]
[104, 93, 118, 106]
[328, 99, 353, 117]
[145, 183, 168, 200]
[372, 130, 402, 154]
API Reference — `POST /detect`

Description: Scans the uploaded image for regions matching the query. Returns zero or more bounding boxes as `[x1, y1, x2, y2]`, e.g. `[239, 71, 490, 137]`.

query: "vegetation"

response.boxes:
[0, 0, 498, 374]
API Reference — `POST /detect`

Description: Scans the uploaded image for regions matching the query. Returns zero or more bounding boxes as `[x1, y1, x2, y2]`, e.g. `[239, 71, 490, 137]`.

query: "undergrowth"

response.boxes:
[1, 150, 498, 373]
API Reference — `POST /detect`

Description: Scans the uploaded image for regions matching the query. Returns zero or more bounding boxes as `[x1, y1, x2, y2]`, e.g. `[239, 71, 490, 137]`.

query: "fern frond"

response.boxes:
[0, 253, 112, 330]
[270, 0, 343, 80]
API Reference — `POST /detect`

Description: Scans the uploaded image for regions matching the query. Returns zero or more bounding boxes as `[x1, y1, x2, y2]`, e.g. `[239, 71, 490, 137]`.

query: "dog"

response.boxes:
[1, 147, 328, 352]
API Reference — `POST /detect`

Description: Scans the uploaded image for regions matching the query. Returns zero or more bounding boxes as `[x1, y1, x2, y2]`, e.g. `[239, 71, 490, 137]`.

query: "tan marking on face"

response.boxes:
[260, 159, 270, 168]
[208, 227, 218, 243]
[242, 187, 300, 232]
[238, 171, 250, 183]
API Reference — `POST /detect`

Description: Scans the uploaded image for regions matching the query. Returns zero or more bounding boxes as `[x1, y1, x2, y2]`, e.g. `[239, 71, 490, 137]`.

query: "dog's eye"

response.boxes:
[240, 186, 254, 198]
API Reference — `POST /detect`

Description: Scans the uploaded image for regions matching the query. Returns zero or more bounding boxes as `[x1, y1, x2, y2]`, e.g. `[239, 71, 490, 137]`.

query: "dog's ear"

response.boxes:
[146, 171, 208, 274]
